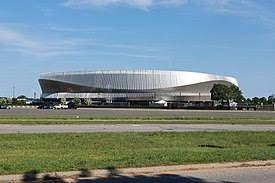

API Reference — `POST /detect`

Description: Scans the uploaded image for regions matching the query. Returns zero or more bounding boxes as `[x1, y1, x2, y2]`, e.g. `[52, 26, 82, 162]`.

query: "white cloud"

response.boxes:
[90, 51, 158, 58]
[0, 24, 159, 58]
[196, 0, 275, 25]
[64, 0, 188, 9]
[63, 0, 275, 26]
[0, 26, 82, 57]
[46, 25, 113, 34]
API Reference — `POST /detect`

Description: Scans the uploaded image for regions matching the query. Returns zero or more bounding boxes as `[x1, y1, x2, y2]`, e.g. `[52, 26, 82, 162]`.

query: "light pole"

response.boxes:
[12, 86, 15, 99]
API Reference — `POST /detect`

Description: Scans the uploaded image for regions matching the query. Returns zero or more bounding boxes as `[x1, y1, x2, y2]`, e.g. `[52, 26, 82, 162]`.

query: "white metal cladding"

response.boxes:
[43, 92, 212, 100]
[40, 70, 238, 91]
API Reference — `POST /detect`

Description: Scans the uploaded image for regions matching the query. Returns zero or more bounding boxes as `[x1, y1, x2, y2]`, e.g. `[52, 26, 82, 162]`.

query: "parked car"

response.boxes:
[53, 104, 69, 110]
[67, 102, 77, 109]
[37, 104, 53, 109]
[0, 105, 11, 109]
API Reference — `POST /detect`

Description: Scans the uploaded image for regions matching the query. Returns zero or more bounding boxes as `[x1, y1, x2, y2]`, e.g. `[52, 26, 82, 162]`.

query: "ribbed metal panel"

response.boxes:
[40, 70, 238, 91]
[39, 70, 238, 100]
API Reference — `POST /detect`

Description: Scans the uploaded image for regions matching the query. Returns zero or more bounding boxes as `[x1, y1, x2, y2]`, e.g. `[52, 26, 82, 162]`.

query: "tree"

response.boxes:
[83, 98, 92, 106]
[72, 97, 81, 106]
[245, 98, 252, 105]
[251, 97, 260, 105]
[211, 84, 244, 107]
[60, 98, 67, 105]
[259, 97, 268, 105]
[210, 84, 229, 105]
[228, 85, 245, 103]
[245, 95, 275, 106]
[0, 98, 8, 105]
[268, 95, 275, 104]
[17, 95, 27, 99]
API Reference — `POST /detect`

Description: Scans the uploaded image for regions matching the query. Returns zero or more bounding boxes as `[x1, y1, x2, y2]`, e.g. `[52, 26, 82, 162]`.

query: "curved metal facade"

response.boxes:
[39, 70, 238, 101]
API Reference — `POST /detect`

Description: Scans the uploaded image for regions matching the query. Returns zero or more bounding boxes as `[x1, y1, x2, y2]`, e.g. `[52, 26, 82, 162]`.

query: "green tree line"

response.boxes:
[211, 84, 275, 106]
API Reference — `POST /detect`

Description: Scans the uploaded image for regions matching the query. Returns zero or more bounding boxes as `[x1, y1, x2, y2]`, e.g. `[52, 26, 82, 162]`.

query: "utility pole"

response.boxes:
[12, 86, 15, 99]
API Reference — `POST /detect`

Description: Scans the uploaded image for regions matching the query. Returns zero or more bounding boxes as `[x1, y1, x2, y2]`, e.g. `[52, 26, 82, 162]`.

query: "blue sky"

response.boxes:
[0, 0, 275, 98]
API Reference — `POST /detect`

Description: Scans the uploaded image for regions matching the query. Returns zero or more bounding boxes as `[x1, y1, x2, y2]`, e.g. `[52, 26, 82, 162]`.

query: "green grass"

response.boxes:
[1, 132, 275, 175]
[0, 116, 275, 124]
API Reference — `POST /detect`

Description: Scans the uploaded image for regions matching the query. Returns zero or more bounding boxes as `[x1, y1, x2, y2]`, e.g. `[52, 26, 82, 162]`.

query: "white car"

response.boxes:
[0, 105, 11, 110]
[155, 100, 168, 107]
[53, 104, 68, 110]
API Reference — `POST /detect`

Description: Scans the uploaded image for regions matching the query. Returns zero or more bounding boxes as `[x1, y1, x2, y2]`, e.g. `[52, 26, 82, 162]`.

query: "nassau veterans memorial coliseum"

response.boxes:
[39, 70, 238, 106]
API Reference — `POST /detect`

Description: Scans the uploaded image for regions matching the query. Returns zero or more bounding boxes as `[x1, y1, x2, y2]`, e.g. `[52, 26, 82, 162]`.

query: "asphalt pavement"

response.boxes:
[103, 165, 275, 183]
[1, 161, 275, 183]
[142, 165, 275, 183]
[1, 124, 275, 134]
[1, 108, 275, 117]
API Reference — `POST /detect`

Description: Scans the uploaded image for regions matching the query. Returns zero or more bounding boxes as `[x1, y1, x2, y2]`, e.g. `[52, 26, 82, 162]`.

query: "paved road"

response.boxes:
[84, 166, 275, 183]
[94, 166, 275, 183]
[186, 166, 275, 183]
[3, 162, 275, 183]
[1, 108, 275, 117]
[1, 124, 275, 134]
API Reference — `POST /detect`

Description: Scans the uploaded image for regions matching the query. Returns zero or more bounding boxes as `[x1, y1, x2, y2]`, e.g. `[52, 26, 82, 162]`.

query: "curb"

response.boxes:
[1, 160, 275, 183]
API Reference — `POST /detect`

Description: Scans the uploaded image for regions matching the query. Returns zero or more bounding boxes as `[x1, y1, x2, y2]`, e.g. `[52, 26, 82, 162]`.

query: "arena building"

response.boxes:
[39, 70, 238, 106]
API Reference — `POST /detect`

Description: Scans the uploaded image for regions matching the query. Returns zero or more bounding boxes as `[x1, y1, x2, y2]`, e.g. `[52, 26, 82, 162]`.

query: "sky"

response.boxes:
[0, 0, 275, 98]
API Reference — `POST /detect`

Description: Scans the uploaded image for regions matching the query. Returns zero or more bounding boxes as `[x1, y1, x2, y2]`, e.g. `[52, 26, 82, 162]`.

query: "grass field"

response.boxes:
[1, 132, 275, 175]
[0, 116, 275, 125]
